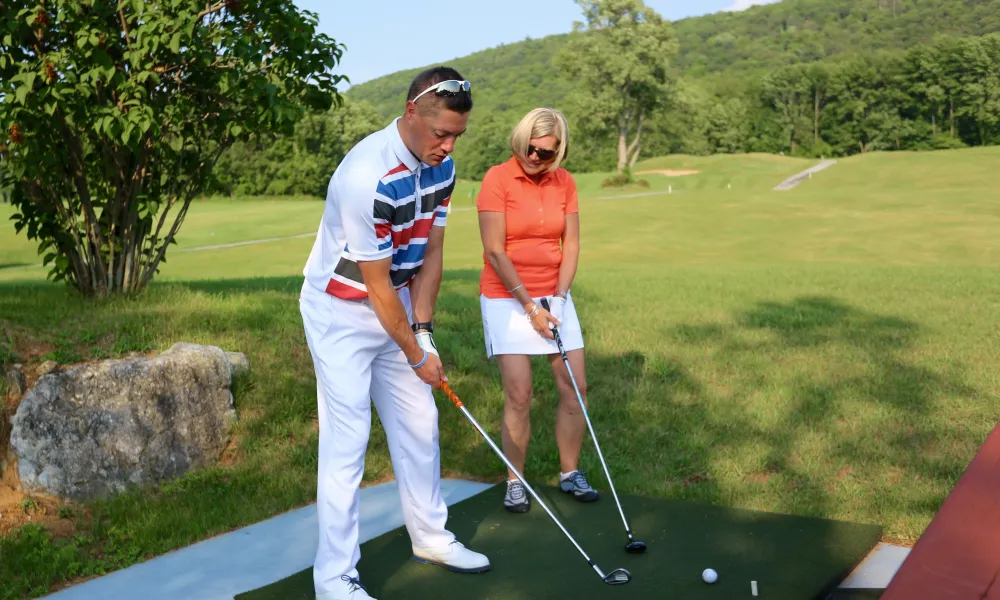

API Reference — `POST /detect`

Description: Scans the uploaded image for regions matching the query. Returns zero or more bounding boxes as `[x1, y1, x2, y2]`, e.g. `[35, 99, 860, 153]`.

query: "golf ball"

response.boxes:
[702, 568, 718, 583]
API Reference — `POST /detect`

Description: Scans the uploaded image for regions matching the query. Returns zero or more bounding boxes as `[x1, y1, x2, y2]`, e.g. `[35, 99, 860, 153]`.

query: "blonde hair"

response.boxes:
[509, 108, 570, 172]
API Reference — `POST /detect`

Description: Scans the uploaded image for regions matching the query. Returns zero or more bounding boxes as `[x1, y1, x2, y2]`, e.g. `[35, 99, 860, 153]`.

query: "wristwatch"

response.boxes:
[412, 322, 434, 333]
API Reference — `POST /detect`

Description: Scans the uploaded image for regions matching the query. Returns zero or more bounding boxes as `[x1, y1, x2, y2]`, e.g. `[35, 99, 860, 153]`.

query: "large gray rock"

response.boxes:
[9, 343, 245, 502]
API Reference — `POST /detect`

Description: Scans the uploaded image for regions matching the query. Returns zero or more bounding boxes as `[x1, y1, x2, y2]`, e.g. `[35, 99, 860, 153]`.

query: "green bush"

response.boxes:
[600, 168, 649, 189]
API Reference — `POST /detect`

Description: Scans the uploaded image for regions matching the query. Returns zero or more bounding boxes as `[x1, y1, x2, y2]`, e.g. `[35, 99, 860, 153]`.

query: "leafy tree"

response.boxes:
[806, 63, 833, 149]
[761, 65, 813, 154]
[0, 0, 344, 296]
[644, 80, 714, 156]
[450, 111, 516, 181]
[902, 43, 949, 138]
[213, 100, 384, 197]
[823, 54, 913, 154]
[953, 35, 1000, 146]
[555, 0, 678, 171]
[706, 98, 754, 154]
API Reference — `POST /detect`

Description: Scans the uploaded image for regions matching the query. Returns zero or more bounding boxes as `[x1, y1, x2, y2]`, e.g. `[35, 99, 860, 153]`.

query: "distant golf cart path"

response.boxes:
[774, 159, 838, 190]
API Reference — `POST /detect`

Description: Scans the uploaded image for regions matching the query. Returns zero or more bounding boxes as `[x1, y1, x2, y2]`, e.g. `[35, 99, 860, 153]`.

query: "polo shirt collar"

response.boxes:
[388, 117, 421, 172]
[505, 155, 553, 182]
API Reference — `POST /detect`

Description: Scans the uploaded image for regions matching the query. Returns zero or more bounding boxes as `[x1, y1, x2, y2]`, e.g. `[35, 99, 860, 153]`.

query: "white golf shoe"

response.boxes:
[412, 540, 491, 573]
[316, 575, 376, 600]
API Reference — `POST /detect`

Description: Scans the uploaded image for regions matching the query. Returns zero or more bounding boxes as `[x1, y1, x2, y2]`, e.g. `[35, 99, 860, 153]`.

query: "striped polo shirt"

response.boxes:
[302, 117, 454, 300]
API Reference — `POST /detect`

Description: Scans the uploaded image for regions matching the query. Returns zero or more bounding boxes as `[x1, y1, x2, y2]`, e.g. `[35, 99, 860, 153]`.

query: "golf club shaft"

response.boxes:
[549, 321, 634, 538]
[439, 382, 609, 580]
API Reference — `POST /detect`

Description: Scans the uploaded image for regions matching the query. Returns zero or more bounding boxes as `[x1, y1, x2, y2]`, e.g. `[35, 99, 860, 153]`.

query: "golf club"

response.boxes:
[438, 381, 632, 586]
[541, 298, 648, 554]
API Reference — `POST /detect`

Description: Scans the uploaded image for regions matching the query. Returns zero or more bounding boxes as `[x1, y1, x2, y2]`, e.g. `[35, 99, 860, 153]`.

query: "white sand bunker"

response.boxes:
[635, 169, 700, 177]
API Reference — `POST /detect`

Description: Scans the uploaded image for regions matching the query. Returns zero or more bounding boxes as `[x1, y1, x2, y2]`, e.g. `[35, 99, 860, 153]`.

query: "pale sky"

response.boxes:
[293, 1, 783, 89]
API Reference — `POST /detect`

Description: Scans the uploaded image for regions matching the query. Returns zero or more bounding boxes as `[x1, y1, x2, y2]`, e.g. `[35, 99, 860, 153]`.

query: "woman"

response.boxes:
[476, 108, 596, 513]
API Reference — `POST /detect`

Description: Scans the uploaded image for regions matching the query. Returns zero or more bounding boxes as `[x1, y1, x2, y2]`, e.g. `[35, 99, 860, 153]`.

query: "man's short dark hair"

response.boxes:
[406, 66, 473, 114]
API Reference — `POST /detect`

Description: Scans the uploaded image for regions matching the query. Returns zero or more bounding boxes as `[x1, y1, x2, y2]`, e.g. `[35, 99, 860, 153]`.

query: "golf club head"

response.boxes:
[604, 568, 632, 585]
[625, 540, 647, 554]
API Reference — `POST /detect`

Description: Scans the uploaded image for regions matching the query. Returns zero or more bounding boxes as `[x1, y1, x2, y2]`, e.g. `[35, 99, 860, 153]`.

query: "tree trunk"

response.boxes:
[618, 117, 628, 173]
[932, 113, 936, 136]
[814, 90, 821, 145]
[626, 112, 644, 169]
[950, 98, 955, 137]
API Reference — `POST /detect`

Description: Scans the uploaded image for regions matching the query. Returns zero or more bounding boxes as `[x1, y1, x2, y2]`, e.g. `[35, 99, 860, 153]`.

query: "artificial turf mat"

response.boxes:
[236, 485, 882, 600]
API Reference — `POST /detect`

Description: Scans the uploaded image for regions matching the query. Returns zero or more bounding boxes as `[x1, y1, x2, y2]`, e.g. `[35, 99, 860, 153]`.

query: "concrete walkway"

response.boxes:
[773, 159, 837, 190]
[38, 480, 492, 600]
[37, 478, 908, 600]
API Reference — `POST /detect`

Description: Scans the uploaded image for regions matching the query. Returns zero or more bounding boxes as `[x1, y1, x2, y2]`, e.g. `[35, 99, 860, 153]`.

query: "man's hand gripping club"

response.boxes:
[357, 258, 447, 388]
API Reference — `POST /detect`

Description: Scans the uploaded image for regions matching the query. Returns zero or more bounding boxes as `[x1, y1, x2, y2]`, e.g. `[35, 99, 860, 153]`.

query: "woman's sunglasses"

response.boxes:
[411, 80, 472, 104]
[528, 144, 558, 162]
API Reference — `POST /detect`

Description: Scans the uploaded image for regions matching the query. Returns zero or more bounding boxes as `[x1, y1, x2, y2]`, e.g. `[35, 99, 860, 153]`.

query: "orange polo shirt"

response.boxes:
[476, 156, 579, 299]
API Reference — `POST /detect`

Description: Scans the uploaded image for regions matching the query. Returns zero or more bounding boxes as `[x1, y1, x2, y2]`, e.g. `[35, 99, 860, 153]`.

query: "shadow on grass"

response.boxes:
[668, 296, 976, 527]
[158, 275, 975, 523]
[0, 275, 981, 598]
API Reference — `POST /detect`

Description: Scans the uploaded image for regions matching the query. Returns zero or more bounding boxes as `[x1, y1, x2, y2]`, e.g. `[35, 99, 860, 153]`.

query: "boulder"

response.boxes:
[9, 343, 245, 502]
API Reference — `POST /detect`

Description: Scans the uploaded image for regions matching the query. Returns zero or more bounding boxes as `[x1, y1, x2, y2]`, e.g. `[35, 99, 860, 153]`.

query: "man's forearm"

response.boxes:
[368, 280, 423, 364]
[409, 243, 443, 324]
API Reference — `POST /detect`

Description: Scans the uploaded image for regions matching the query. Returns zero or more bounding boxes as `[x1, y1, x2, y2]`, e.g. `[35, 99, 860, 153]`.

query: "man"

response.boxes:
[299, 67, 489, 600]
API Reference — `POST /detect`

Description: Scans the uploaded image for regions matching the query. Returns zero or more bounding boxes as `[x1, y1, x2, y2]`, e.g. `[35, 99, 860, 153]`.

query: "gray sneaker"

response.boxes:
[504, 479, 530, 513]
[560, 471, 599, 502]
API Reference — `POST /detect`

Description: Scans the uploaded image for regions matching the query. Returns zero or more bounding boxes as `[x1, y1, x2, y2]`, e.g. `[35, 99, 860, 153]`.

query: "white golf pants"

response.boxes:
[299, 281, 455, 595]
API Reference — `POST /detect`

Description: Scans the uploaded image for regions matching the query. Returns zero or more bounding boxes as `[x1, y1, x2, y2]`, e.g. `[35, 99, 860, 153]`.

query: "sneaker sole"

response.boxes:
[561, 488, 600, 502]
[411, 555, 492, 574]
[504, 502, 530, 513]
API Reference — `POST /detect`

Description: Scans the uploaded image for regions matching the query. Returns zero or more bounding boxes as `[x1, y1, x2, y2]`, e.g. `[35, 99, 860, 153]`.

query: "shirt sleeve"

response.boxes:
[433, 161, 456, 228]
[564, 172, 579, 215]
[338, 170, 394, 262]
[476, 167, 506, 212]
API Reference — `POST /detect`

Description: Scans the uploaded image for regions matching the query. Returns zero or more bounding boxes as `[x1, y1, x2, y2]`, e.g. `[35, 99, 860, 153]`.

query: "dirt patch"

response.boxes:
[4, 323, 55, 361]
[0, 323, 80, 540]
[0, 462, 78, 538]
[635, 169, 700, 177]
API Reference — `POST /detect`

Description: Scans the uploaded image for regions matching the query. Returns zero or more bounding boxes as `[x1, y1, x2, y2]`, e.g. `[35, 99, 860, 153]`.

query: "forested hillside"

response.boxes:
[349, 0, 1000, 117]
[674, 0, 1000, 78]
[347, 35, 574, 125]
[210, 0, 1000, 195]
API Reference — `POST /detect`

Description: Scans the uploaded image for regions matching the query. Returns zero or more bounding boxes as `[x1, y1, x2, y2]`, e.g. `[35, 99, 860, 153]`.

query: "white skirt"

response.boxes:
[480, 293, 585, 359]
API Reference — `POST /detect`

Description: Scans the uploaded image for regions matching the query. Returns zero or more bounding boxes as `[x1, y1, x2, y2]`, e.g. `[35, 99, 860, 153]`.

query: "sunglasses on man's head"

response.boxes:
[528, 144, 557, 162]
[412, 79, 472, 104]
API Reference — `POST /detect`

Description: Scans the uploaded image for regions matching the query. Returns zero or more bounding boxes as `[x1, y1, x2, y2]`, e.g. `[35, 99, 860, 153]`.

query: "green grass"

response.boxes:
[1, 147, 999, 598]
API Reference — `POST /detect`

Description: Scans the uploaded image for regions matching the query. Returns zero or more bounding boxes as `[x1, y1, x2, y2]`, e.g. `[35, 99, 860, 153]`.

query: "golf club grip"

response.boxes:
[539, 297, 566, 347]
[439, 382, 463, 408]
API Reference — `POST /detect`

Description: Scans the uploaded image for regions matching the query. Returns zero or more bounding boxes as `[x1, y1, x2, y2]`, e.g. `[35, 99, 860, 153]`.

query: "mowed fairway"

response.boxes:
[1, 147, 999, 598]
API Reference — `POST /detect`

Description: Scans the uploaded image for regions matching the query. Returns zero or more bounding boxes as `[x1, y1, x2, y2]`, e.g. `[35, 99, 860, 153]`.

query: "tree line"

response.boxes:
[657, 33, 1000, 160]
[209, 30, 1000, 191]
